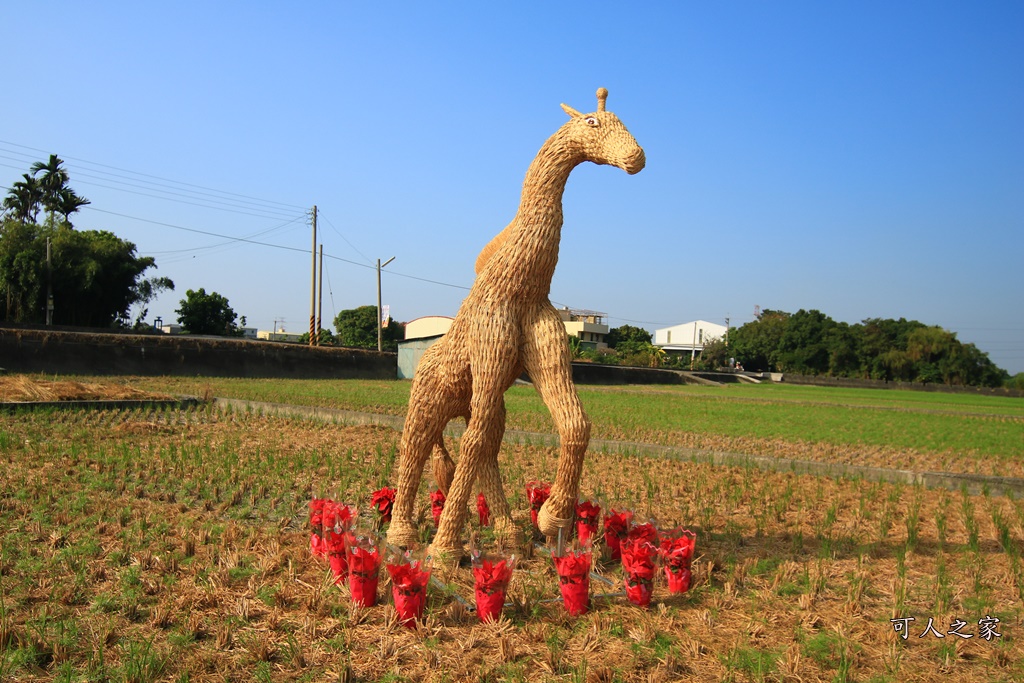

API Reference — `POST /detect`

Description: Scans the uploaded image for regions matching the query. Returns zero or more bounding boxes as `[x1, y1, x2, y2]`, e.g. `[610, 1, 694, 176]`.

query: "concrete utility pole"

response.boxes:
[377, 256, 395, 351]
[309, 206, 318, 346]
[45, 237, 53, 325]
[316, 244, 324, 344]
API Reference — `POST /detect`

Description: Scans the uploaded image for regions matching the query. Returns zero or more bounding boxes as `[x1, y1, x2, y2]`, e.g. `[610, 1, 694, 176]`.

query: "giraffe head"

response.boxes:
[560, 88, 646, 175]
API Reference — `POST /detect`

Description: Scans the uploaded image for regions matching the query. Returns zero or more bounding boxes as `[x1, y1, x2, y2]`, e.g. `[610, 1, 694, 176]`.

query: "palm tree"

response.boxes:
[2, 174, 43, 222]
[31, 154, 70, 214]
[55, 187, 90, 225]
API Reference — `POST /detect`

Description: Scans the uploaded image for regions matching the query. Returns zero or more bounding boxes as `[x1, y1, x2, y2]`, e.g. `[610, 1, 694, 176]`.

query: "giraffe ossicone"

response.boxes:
[386, 88, 645, 561]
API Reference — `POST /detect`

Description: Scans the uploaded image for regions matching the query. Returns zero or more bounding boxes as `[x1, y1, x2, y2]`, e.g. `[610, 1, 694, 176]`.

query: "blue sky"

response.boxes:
[3, 3, 1022, 373]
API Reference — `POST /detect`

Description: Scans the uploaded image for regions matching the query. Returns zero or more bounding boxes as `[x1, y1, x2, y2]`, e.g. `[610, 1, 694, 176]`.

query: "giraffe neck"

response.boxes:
[493, 132, 581, 299]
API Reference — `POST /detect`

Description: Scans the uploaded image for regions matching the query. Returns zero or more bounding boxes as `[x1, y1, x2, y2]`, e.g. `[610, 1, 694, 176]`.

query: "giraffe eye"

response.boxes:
[584, 116, 599, 127]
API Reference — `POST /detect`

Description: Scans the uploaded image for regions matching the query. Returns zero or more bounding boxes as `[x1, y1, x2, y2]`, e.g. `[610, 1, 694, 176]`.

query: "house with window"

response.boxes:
[653, 320, 728, 355]
[558, 307, 609, 350]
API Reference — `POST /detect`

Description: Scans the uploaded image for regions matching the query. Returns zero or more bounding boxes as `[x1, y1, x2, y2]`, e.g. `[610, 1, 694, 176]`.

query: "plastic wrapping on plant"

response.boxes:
[665, 567, 692, 593]
[471, 553, 516, 623]
[620, 537, 658, 608]
[658, 528, 696, 571]
[526, 481, 551, 529]
[602, 509, 633, 561]
[386, 551, 432, 628]
[369, 486, 396, 523]
[430, 489, 446, 527]
[348, 538, 382, 608]
[552, 547, 591, 616]
[575, 499, 601, 545]
[477, 492, 490, 527]
[658, 528, 696, 594]
[309, 497, 327, 557]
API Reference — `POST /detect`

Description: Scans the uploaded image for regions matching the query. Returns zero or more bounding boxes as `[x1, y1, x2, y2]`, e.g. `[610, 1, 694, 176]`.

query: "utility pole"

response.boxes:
[377, 256, 395, 351]
[45, 237, 53, 325]
[317, 244, 324, 344]
[309, 206, 317, 346]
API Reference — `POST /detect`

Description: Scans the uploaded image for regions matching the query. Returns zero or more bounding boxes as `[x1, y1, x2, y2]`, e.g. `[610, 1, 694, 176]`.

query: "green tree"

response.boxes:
[605, 324, 652, 348]
[777, 309, 835, 375]
[2, 174, 43, 223]
[175, 288, 245, 336]
[730, 310, 790, 372]
[333, 305, 405, 351]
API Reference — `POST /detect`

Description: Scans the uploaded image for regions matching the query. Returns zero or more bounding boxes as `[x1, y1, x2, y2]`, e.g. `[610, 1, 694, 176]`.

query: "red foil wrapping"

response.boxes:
[387, 559, 431, 628]
[575, 500, 601, 545]
[602, 509, 633, 561]
[553, 550, 591, 616]
[472, 558, 513, 623]
[430, 489, 446, 527]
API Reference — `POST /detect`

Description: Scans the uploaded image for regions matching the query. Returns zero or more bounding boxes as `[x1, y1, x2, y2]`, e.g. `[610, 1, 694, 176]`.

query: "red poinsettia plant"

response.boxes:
[602, 508, 633, 561]
[347, 535, 381, 607]
[369, 486, 396, 523]
[620, 537, 658, 607]
[659, 528, 697, 594]
[575, 500, 601, 545]
[386, 552, 432, 628]
[552, 548, 591, 616]
[429, 489, 446, 527]
[526, 481, 551, 529]
[477, 492, 490, 527]
[471, 553, 515, 623]
[310, 498, 354, 560]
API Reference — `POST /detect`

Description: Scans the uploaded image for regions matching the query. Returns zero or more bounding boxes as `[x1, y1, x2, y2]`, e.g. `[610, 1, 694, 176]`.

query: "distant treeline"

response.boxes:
[728, 309, 1010, 388]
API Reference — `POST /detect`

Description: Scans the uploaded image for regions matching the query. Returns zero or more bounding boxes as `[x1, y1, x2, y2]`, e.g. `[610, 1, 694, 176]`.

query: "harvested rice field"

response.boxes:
[1, 376, 1023, 681]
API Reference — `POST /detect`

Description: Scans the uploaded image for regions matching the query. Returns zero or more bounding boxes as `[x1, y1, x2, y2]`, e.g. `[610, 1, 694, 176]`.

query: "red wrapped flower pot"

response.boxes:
[325, 530, 348, 584]
[472, 556, 515, 623]
[387, 557, 431, 628]
[627, 521, 659, 545]
[348, 540, 382, 607]
[575, 500, 601, 545]
[310, 498, 354, 559]
[659, 529, 696, 594]
[309, 497, 327, 557]
[553, 549, 591, 616]
[526, 482, 551, 529]
[477, 492, 490, 527]
[370, 487, 396, 523]
[666, 567, 692, 593]
[620, 537, 658, 608]
[430, 489, 446, 527]
[602, 509, 633, 561]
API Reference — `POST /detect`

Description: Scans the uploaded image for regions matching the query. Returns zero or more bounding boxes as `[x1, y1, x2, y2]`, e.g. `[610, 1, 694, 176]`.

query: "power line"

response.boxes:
[0, 140, 306, 211]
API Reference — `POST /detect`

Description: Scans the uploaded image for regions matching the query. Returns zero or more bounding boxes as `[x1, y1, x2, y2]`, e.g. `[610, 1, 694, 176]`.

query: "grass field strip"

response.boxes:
[211, 396, 1024, 498]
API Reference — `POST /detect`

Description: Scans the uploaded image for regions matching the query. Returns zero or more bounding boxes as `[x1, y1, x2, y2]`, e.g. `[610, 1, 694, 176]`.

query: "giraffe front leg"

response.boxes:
[523, 307, 592, 539]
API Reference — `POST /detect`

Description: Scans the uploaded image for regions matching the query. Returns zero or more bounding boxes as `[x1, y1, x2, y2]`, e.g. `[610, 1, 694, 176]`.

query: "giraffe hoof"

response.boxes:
[386, 522, 420, 549]
[493, 516, 522, 548]
[537, 501, 574, 539]
[426, 543, 463, 568]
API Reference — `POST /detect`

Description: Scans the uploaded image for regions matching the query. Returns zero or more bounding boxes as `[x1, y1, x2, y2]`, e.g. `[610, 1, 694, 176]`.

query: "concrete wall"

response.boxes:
[0, 326, 396, 379]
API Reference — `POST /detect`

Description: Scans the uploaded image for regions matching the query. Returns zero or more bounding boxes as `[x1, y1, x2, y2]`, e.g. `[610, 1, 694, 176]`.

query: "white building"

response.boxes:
[404, 316, 455, 340]
[654, 320, 728, 354]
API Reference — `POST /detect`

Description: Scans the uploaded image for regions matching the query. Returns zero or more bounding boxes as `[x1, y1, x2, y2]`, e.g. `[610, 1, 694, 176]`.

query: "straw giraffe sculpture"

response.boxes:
[387, 88, 645, 558]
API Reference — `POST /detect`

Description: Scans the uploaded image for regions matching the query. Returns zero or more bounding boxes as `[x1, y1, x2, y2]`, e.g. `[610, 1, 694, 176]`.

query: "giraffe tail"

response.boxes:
[431, 438, 456, 496]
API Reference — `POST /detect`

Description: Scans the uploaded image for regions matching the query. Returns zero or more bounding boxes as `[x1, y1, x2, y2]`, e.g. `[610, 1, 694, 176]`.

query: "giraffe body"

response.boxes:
[387, 88, 645, 558]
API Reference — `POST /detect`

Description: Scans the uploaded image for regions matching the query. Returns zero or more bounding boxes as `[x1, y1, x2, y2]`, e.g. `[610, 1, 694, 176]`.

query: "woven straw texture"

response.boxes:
[387, 88, 645, 558]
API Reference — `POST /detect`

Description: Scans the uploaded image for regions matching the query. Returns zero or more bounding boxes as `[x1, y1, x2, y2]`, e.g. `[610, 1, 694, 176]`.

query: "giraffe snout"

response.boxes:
[624, 147, 646, 175]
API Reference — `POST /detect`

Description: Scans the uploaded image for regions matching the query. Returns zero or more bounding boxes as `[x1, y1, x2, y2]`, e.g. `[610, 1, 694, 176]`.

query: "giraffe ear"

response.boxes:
[561, 103, 582, 119]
